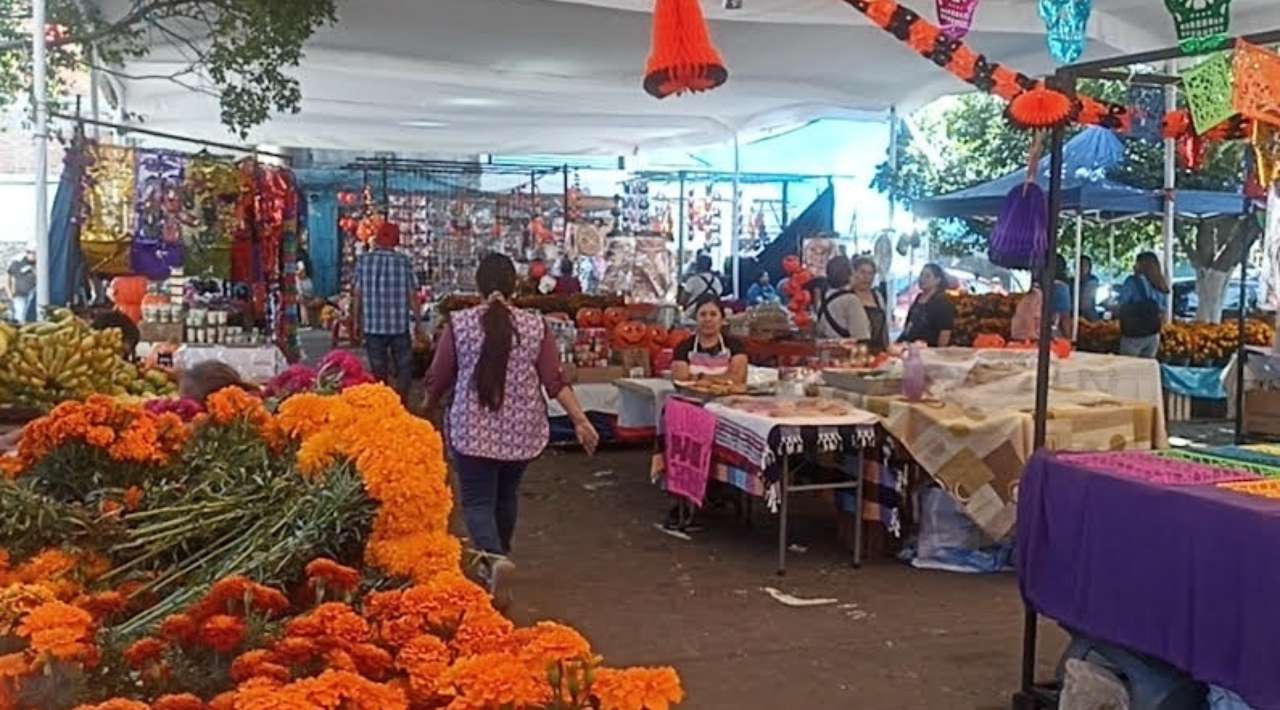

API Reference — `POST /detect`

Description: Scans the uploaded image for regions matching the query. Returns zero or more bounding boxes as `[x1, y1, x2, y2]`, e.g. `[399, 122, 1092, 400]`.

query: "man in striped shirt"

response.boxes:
[353, 223, 421, 402]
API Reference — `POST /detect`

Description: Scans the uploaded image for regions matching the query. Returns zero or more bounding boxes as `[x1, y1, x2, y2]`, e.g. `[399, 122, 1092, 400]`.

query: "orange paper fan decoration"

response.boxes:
[644, 0, 728, 99]
[1008, 85, 1078, 130]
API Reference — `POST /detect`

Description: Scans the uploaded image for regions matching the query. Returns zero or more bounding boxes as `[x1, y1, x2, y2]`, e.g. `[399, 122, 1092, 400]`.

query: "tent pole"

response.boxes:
[1018, 87, 1070, 710]
[782, 181, 790, 228]
[32, 0, 50, 314]
[562, 164, 570, 246]
[732, 133, 741, 299]
[1235, 231, 1249, 444]
[1162, 63, 1178, 323]
[677, 171, 687, 277]
[1074, 212, 1083, 341]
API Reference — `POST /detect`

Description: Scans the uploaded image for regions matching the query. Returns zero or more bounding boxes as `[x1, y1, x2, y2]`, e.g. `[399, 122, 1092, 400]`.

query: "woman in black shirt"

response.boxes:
[898, 263, 956, 347]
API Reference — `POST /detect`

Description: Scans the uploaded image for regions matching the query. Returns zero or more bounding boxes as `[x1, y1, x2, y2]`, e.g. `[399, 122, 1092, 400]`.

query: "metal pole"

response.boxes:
[1162, 63, 1178, 323]
[732, 133, 741, 299]
[781, 181, 790, 227]
[1235, 213, 1254, 444]
[32, 0, 50, 313]
[888, 107, 899, 229]
[1073, 212, 1083, 341]
[562, 164, 571, 246]
[87, 49, 101, 140]
[677, 171, 687, 277]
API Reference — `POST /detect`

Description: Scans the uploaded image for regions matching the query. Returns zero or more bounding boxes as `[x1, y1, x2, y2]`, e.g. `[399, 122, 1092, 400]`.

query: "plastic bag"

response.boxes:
[1060, 659, 1130, 710]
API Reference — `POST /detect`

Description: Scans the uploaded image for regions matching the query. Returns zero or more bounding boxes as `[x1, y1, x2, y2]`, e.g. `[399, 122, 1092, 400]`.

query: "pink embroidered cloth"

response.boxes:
[664, 398, 718, 506]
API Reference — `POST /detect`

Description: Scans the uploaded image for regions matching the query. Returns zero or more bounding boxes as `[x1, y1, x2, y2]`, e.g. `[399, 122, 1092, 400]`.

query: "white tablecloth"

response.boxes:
[613, 378, 676, 428]
[546, 382, 619, 418]
[174, 345, 287, 384]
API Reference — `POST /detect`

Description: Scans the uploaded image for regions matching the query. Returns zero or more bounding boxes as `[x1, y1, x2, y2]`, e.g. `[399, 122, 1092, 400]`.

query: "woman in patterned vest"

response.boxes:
[427, 253, 599, 604]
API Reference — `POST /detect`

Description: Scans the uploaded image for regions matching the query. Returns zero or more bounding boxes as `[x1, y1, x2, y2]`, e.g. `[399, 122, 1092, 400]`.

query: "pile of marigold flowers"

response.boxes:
[0, 384, 683, 709]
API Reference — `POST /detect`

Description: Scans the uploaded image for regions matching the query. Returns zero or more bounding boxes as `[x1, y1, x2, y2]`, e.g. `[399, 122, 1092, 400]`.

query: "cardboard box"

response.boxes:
[614, 348, 651, 378]
[1245, 389, 1280, 437]
[568, 365, 627, 384]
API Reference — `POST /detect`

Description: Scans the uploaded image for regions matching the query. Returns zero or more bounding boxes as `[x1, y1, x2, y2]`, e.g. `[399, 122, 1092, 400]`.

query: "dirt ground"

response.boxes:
[471, 446, 1068, 710]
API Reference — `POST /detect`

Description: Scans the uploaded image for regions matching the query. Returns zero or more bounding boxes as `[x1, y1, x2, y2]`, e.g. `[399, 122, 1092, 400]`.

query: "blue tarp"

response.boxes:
[46, 148, 86, 307]
[1160, 363, 1228, 400]
[913, 127, 1248, 219]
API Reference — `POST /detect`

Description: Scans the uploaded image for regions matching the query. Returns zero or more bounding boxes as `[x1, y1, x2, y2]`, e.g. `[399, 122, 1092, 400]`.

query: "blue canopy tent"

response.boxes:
[910, 126, 1250, 335]
[912, 127, 1249, 220]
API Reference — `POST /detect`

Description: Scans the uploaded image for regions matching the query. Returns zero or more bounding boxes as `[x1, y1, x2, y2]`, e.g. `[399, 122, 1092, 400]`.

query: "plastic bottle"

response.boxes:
[902, 344, 927, 402]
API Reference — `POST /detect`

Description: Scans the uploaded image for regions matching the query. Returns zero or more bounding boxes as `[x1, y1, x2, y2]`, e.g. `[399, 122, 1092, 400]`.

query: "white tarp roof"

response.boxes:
[100, 0, 1280, 155]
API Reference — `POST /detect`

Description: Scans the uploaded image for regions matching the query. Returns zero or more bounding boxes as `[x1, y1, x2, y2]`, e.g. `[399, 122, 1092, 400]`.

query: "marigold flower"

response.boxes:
[592, 667, 685, 710]
[349, 642, 394, 680]
[306, 558, 361, 594]
[79, 591, 126, 619]
[17, 600, 95, 661]
[123, 486, 144, 511]
[159, 613, 197, 645]
[151, 694, 207, 710]
[198, 614, 246, 654]
[248, 583, 291, 617]
[441, 653, 552, 710]
[285, 603, 370, 645]
[512, 621, 594, 672]
[270, 636, 318, 666]
[100, 499, 124, 517]
[206, 387, 270, 427]
[122, 637, 168, 669]
[230, 649, 292, 684]
[396, 635, 450, 701]
[449, 610, 515, 658]
[0, 652, 28, 678]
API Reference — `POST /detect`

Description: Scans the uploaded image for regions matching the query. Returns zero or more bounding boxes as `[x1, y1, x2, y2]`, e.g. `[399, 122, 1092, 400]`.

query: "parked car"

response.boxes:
[1171, 278, 1259, 320]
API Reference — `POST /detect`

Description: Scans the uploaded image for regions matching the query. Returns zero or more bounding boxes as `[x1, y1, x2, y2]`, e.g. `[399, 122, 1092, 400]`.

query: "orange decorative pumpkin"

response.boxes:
[666, 328, 691, 349]
[603, 306, 628, 329]
[613, 320, 649, 348]
[646, 324, 668, 348]
[783, 255, 802, 275]
[576, 307, 603, 328]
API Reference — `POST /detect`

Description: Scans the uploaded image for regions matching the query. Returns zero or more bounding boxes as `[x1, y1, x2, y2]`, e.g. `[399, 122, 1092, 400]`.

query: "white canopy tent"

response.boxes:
[89, 0, 1280, 155]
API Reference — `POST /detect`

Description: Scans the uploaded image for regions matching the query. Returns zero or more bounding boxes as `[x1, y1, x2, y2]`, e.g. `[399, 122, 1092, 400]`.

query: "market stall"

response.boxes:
[1019, 447, 1280, 708]
[46, 125, 305, 364]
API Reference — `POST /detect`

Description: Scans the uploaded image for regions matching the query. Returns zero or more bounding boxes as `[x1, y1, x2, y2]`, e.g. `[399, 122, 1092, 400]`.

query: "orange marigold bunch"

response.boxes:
[229, 649, 291, 684]
[231, 669, 408, 710]
[441, 653, 552, 710]
[7, 396, 187, 474]
[122, 637, 168, 669]
[592, 667, 685, 710]
[71, 700, 151, 710]
[285, 602, 371, 646]
[151, 693, 207, 710]
[395, 635, 451, 702]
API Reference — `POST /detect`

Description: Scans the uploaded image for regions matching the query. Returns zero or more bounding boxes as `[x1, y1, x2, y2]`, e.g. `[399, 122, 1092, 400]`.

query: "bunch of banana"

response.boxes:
[0, 321, 14, 360]
[0, 309, 172, 409]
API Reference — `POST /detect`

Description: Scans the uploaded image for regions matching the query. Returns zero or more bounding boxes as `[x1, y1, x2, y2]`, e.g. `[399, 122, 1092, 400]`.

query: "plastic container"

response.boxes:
[902, 344, 927, 401]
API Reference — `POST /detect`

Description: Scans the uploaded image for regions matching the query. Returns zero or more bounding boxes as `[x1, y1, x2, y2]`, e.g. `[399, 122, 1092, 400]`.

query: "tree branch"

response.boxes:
[0, 0, 210, 53]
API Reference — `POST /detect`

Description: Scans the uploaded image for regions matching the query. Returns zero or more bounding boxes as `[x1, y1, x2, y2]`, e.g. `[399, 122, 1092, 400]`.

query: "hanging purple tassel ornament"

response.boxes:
[989, 182, 1048, 270]
[936, 0, 980, 39]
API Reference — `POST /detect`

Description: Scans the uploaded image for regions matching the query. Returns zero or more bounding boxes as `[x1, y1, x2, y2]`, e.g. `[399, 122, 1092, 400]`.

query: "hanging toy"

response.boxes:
[1007, 83, 1079, 130]
[1037, 0, 1092, 64]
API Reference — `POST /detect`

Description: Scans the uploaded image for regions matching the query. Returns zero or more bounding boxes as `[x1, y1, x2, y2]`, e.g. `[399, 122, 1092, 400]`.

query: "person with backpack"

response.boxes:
[1116, 252, 1169, 358]
[816, 256, 871, 342]
[680, 254, 725, 319]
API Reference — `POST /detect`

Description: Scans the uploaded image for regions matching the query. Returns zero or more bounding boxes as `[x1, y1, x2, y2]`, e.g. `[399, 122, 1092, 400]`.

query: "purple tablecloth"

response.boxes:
[1018, 451, 1280, 709]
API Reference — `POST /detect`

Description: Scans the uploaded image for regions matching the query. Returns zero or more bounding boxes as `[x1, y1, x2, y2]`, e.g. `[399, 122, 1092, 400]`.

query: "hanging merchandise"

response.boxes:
[80, 143, 136, 274]
[1129, 85, 1167, 145]
[631, 237, 676, 304]
[1182, 53, 1236, 135]
[935, 0, 979, 39]
[130, 150, 187, 280]
[1253, 121, 1280, 186]
[1037, 0, 1092, 65]
[1233, 40, 1280, 128]
[232, 161, 259, 283]
[1163, 0, 1232, 55]
[1179, 134, 1209, 171]
[180, 155, 239, 280]
[643, 0, 728, 99]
